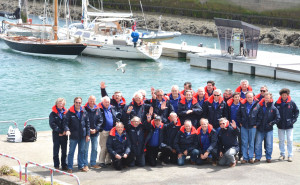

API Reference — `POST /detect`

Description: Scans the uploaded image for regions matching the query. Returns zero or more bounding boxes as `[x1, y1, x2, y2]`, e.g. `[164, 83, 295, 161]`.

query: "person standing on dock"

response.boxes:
[49, 98, 68, 171]
[235, 80, 253, 99]
[226, 92, 242, 160]
[204, 81, 216, 97]
[255, 92, 280, 163]
[223, 88, 233, 103]
[64, 97, 90, 173]
[83, 96, 103, 169]
[202, 89, 228, 129]
[194, 87, 209, 108]
[100, 81, 126, 120]
[237, 92, 259, 164]
[166, 85, 181, 114]
[275, 88, 299, 162]
[178, 90, 203, 128]
[98, 96, 118, 168]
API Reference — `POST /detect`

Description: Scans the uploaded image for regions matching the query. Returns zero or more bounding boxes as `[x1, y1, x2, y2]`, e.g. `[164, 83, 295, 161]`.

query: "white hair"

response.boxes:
[184, 120, 192, 126]
[138, 89, 146, 96]
[133, 91, 143, 99]
[116, 122, 124, 127]
[88, 95, 96, 100]
[200, 118, 209, 124]
[240, 79, 249, 85]
[101, 96, 110, 103]
[169, 112, 177, 117]
[155, 89, 164, 95]
[171, 85, 179, 91]
[198, 87, 205, 91]
[214, 89, 222, 95]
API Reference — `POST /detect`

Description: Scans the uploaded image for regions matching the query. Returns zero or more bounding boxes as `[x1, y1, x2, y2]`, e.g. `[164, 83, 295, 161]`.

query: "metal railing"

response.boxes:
[0, 120, 18, 128]
[25, 161, 80, 185]
[24, 117, 49, 128]
[0, 153, 22, 181]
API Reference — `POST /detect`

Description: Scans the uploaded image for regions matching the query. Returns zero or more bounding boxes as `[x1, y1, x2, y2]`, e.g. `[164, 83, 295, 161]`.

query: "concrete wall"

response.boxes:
[226, 0, 300, 11]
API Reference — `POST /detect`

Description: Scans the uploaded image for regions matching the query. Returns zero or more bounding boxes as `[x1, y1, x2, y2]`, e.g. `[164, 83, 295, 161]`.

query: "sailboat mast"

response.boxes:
[54, 0, 58, 40]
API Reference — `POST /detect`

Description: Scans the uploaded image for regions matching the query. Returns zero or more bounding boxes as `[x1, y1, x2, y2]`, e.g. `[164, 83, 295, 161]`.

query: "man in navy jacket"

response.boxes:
[64, 97, 90, 173]
[49, 98, 68, 171]
[275, 88, 299, 162]
[255, 93, 280, 163]
[106, 122, 131, 170]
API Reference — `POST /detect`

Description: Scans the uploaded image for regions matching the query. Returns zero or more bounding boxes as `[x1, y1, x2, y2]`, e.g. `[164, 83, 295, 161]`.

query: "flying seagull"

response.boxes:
[116, 60, 127, 73]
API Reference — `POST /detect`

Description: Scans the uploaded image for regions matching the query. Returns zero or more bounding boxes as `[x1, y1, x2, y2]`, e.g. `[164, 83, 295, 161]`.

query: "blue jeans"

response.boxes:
[241, 127, 256, 161]
[278, 129, 293, 157]
[255, 130, 273, 160]
[178, 149, 199, 166]
[67, 138, 86, 170]
[85, 135, 99, 166]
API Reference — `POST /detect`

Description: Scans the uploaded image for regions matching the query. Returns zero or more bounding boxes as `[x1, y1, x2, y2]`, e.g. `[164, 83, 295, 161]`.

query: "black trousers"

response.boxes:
[112, 154, 133, 170]
[52, 134, 68, 168]
[146, 146, 159, 166]
[160, 147, 177, 164]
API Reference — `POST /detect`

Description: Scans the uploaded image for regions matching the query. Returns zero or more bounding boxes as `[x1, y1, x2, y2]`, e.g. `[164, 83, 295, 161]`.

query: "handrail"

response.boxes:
[24, 117, 49, 128]
[0, 120, 18, 128]
[0, 153, 22, 181]
[25, 161, 80, 185]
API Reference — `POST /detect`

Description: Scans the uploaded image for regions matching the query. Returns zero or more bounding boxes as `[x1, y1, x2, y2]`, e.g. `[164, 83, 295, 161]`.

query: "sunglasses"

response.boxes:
[260, 90, 266, 92]
[75, 102, 82, 104]
[214, 94, 220, 96]
[219, 122, 225, 125]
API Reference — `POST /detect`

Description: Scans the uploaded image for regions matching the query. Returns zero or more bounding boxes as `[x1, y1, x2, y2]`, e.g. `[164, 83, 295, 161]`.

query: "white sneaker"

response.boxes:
[279, 155, 285, 161]
[288, 157, 293, 162]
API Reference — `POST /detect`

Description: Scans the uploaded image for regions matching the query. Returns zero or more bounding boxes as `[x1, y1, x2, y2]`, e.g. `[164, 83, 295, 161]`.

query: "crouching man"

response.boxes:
[174, 120, 199, 166]
[106, 122, 132, 170]
[218, 118, 240, 167]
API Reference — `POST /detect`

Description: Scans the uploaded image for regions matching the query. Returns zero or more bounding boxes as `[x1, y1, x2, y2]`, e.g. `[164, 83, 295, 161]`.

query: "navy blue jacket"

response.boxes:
[236, 99, 260, 129]
[196, 124, 218, 154]
[106, 127, 131, 158]
[151, 97, 174, 123]
[203, 96, 228, 129]
[174, 126, 198, 154]
[226, 98, 242, 125]
[145, 121, 164, 148]
[257, 99, 280, 132]
[101, 88, 126, 120]
[64, 105, 90, 140]
[275, 96, 299, 129]
[49, 105, 67, 137]
[177, 97, 202, 128]
[84, 103, 103, 136]
[218, 122, 240, 153]
[98, 103, 117, 132]
[162, 118, 182, 149]
[125, 121, 151, 156]
[121, 100, 150, 125]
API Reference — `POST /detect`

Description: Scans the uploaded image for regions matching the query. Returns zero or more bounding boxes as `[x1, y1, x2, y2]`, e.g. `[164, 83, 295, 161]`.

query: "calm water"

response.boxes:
[0, 17, 299, 142]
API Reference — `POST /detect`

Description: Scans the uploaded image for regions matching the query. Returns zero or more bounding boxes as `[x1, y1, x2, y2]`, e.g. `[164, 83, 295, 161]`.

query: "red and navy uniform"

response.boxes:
[167, 92, 181, 114]
[101, 87, 126, 119]
[193, 93, 209, 108]
[275, 96, 299, 129]
[179, 89, 196, 97]
[227, 98, 242, 127]
[204, 86, 216, 97]
[218, 121, 240, 153]
[235, 85, 253, 100]
[174, 126, 198, 154]
[121, 99, 150, 125]
[64, 105, 90, 140]
[236, 99, 259, 129]
[151, 97, 174, 123]
[202, 95, 228, 129]
[257, 98, 280, 132]
[49, 105, 68, 168]
[84, 103, 103, 136]
[178, 97, 203, 128]
[97, 103, 117, 132]
[196, 124, 218, 155]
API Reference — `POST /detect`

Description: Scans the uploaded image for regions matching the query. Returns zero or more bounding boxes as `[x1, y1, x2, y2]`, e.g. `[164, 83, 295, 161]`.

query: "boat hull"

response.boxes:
[3, 38, 86, 59]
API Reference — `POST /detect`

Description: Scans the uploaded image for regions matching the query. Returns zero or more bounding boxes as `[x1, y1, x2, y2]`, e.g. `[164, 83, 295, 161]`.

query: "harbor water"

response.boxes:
[0, 17, 299, 142]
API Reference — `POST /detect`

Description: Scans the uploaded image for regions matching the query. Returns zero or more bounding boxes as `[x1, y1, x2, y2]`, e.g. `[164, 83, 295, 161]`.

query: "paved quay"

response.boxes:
[0, 131, 300, 185]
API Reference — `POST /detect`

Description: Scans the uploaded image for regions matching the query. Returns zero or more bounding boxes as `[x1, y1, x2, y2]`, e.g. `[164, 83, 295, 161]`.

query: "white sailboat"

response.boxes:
[58, 0, 162, 60]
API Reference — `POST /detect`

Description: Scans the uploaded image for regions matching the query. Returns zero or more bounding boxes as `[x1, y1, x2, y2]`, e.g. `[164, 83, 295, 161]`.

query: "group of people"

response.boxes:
[49, 80, 299, 172]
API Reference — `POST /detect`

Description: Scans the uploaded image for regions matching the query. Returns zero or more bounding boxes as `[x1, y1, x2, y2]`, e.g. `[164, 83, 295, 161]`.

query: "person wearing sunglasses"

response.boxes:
[151, 89, 174, 124]
[202, 89, 228, 129]
[254, 85, 268, 101]
[218, 118, 240, 167]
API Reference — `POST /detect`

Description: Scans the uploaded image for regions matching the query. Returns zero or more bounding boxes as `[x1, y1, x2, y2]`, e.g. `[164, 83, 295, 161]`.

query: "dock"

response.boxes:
[161, 42, 300, 82]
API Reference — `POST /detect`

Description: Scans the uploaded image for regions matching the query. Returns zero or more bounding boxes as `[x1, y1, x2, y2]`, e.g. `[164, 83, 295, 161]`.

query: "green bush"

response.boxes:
[0, 165, 15, 176]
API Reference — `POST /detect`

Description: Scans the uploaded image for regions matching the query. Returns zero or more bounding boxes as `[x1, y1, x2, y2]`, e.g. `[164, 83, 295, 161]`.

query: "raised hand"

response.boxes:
[231, 120, 237, 128]
[100, 81, 106, 89]
[127, 106, 133, 114]
[149, 107, 153, 116]
[161, 101, 167, 110]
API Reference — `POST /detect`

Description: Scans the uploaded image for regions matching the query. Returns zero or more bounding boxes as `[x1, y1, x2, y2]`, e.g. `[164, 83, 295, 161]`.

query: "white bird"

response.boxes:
[115, 60, 127, 73]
